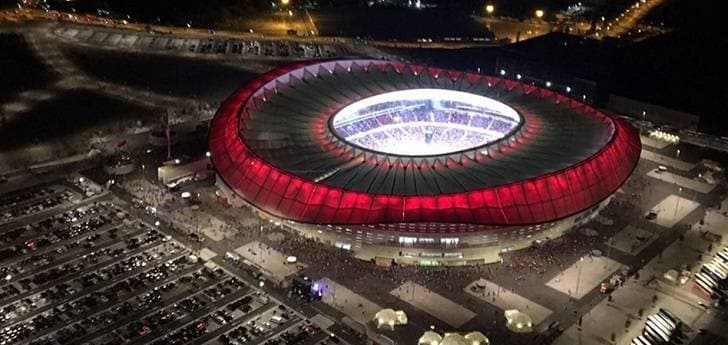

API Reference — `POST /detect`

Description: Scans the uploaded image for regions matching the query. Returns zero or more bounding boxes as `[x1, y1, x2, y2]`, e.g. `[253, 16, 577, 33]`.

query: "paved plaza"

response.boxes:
[608, 225, 657, 256]
[646, 169, 716, 194]
[173, 208, 236, 241]
[234, 241, 305, 281]
[465, 279, 552, 325]
[642, 230, 710, 277]
[390, 281, 476, 328]
[546, 255, 621, 299]
[639, 149, 694, 171]
[648, 194, 701, 228]
[198, 247, 218, 261]
[318, 277, 382, 325]
[697, 207, 728, 245]
[555, 278, 715, 345]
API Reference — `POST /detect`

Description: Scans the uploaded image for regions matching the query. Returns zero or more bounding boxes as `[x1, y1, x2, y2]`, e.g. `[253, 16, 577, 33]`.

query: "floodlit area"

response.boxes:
[172, 208, 234, 241]
[640, 134, 671, 149]
[234, 241, 305, 281]
[546, 255, 621, 299]
[640, 149, 694, 171]
[648, 194, 701, 228]
[465, 279, 552, 325]
[646, 169, 716, 194]
[390, 281, 476, 328]
[331, 88, 521, 156]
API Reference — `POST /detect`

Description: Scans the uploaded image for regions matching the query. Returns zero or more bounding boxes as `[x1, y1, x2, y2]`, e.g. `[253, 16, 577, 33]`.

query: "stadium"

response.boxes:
[209, 60, 641, 265]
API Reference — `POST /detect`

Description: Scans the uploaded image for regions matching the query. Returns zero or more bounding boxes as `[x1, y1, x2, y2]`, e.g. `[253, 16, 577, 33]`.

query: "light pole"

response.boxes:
[575, 257, 584, 298]
[673, 187, 682, 220]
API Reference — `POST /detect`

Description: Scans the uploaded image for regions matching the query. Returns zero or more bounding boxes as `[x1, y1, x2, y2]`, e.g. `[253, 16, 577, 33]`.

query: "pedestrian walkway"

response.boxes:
[465, 279, 552, 325]
[318, 277, 381, 325]
[390, 281, 475, 328]
[234, 241, 305, 281]
[646, 169, 715, 194]
[640, 149, 694, 171]
[607, 225, 657, 256]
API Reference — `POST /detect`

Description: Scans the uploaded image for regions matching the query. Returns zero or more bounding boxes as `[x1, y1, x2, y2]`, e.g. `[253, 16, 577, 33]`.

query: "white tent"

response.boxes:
[464, 331, 490, 345]
[418, 331, 443, 345]
[504, 309, 533, 333]
[440, 333, 469, 345]
[373, 308, 408, 330]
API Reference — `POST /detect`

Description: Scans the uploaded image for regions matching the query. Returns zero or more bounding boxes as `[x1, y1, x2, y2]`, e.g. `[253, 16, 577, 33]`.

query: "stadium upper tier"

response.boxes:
[330, 89, 521, 156]
[209, 60, 641, 226]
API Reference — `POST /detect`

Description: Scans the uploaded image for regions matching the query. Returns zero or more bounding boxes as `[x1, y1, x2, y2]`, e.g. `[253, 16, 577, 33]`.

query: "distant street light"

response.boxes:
[535, 9, 545, 18]
[281, 0, 290, 5]
[486, 4, 495, 14]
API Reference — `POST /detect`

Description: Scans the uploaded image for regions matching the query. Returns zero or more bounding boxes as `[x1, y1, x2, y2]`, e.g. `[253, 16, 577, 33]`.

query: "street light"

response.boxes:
[535, 9, 544, 18]
[575, 257, 584, 297]
[486, 4, 495, 14]
[281, 0, 290, 5]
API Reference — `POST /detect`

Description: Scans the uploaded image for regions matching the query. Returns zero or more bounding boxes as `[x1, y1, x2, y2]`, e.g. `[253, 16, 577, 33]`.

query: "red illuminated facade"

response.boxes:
[209, 60, 641, 233]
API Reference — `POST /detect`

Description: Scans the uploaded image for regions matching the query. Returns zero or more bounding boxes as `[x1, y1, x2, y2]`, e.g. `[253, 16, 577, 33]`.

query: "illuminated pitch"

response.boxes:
[330, 89, 521, 156]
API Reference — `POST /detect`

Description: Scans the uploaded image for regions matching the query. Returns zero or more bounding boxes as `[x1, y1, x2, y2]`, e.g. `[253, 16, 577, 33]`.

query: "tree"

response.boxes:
[638, 308, 644, 317]
[611, 332, 616, 343]
[625, 319, 631, 329]
[652, 295, 658, 304]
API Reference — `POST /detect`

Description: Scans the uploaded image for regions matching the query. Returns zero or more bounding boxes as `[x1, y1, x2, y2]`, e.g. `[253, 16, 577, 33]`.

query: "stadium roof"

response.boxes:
[209, 60, 640, 227]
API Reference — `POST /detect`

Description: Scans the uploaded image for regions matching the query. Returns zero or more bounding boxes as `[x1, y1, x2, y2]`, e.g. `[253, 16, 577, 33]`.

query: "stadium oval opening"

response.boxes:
[330, 89, 522, 156]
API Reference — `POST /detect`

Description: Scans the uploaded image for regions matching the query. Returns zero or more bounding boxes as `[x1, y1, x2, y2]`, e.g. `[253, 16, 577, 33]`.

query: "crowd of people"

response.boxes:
[334, 102, 519, 155]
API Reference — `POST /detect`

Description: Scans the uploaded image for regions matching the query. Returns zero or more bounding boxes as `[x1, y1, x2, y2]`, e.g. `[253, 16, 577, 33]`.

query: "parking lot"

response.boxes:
[0, 178, 331, 345]
[53, 25, 347, 60]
